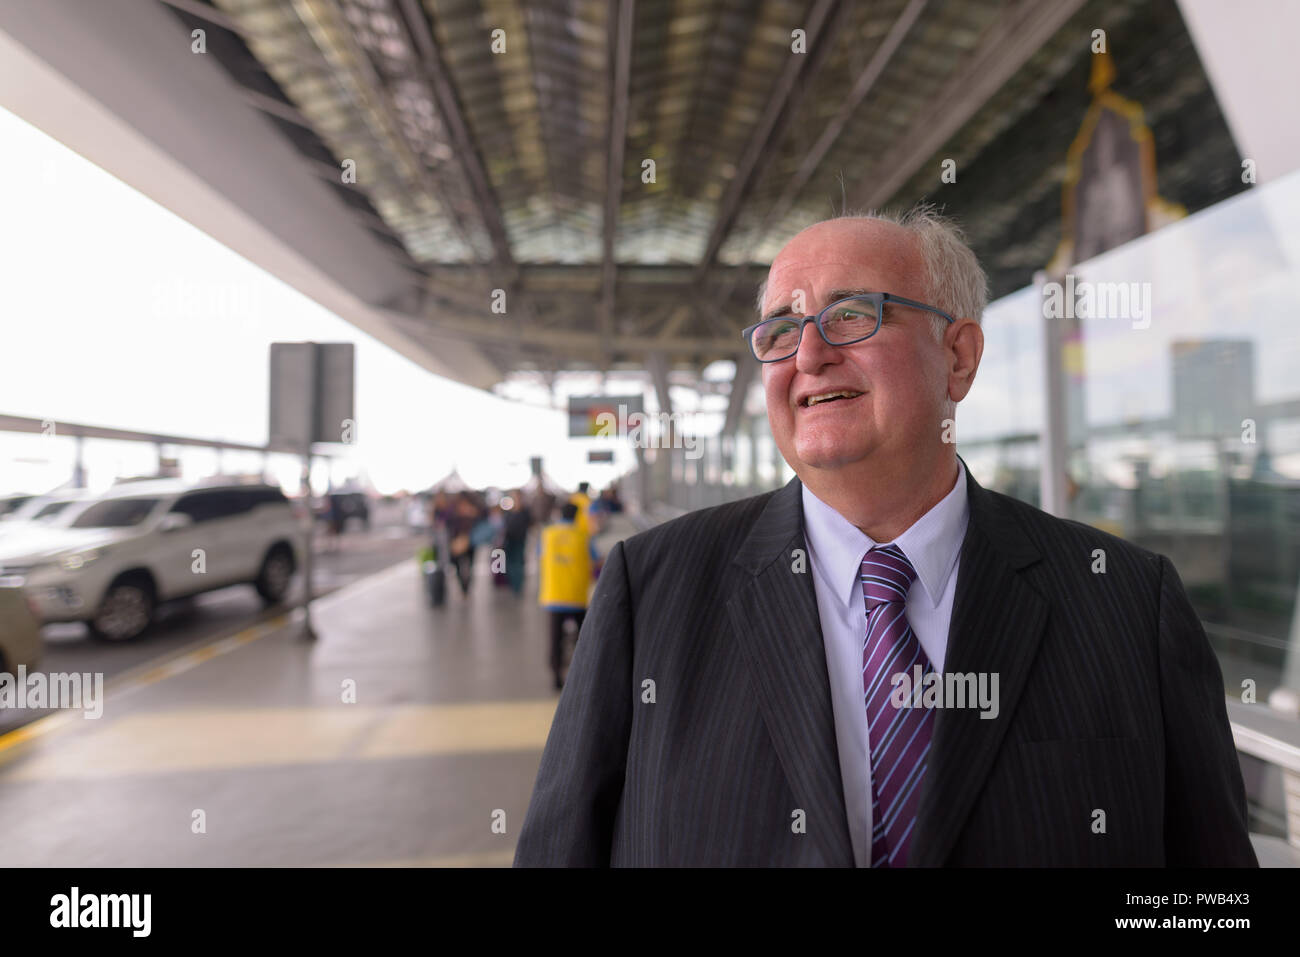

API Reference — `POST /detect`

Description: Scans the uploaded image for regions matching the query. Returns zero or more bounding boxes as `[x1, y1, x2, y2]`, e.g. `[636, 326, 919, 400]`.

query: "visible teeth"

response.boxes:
[806, 390, 862, 406]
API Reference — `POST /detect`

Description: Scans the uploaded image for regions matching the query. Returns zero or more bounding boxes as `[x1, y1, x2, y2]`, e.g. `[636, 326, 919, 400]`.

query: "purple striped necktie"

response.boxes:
[861, 543, 932, 867]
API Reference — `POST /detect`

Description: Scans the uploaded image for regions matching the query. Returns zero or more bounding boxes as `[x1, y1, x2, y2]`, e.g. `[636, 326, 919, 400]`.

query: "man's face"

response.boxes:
[759, 219, 952, 475]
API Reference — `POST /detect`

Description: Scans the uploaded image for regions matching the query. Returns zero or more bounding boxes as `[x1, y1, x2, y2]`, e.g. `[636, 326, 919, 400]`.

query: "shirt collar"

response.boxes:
[800, 459, 970, 610]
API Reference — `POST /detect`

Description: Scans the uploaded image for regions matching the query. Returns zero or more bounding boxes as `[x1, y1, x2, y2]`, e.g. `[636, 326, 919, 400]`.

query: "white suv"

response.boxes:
[0, 480, 305, 642]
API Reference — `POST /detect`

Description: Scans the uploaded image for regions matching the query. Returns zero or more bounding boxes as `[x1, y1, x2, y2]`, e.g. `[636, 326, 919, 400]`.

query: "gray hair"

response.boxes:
[754, 204, 988, 340]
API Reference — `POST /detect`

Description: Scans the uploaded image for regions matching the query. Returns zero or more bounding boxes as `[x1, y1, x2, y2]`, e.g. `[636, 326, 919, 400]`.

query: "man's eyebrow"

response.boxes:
[762, 287, 874, 321]
[825, 287, 874, 303]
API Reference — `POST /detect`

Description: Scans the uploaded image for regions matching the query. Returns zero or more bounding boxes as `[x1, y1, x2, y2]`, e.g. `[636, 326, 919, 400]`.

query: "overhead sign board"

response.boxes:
[269, 342, 355, 450]
[567, 395, 644, 438]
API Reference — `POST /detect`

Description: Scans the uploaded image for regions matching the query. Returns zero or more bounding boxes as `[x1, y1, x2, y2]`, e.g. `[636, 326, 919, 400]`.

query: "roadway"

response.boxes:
[0, 500, 428, 734]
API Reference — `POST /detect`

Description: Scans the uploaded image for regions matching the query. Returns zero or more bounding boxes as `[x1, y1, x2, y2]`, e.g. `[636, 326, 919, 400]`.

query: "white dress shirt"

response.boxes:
[800, 459, 970, 867]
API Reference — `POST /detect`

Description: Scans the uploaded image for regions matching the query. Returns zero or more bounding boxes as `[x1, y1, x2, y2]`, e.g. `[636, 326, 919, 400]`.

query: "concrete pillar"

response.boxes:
[745, 414, 759, 494]
[1037, 270, 1069, 518]
[72, 434, 86, 488]
[633, 442, 650, 514]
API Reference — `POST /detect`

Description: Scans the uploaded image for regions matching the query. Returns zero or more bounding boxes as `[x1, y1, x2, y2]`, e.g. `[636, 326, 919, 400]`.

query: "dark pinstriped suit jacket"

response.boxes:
[514, 464, 1257, 866]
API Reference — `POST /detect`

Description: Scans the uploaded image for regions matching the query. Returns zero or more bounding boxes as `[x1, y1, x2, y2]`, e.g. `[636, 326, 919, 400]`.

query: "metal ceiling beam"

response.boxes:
[296, 161, 405, 235]
[722, 355, 756, 437]
[156, 0, 241, 33]
[157, 10, 425, 263]
[707, 0, 928, 312]
[157, 0, 324, 73]
[394, 0, 515, 271]
[288, 0, 485, 260]
[599, 0, 636, 374]
[428, 263, 770, 286]
[755, 0, 928, 246]
[848, 0, 1087, 210]
[393, 308, 748, 358]
[406, 295, 755, 358]
[389, 0, 555, 353]
[414, 285, 754, 337]
[412, 266, 769, 320]
[420, 277, 501, 314]
[646, 352, 674, 418]
[621, 302, 674, 336]
[239, 86, 314, 129]
[655, 304, 694, 340]
[693, 0, 844, 285]
[499, 368, 735, 391]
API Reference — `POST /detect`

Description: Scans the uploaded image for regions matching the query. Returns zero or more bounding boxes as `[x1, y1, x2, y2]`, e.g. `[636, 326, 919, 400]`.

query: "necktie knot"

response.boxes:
[860, 543, 917, 612]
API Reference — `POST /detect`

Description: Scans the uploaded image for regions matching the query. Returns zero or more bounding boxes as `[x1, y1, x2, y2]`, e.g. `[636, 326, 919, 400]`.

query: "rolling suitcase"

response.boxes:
[426, 562, 446, 606]
[419, 546, 446, 607]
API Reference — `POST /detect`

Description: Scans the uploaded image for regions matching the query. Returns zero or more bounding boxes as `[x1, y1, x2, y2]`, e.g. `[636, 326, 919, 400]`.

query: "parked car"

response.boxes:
[321, 491, 370, 532]
[0, 494, 36, 519]
[0, 479, 304, 642]
[0, 490, 95, 536]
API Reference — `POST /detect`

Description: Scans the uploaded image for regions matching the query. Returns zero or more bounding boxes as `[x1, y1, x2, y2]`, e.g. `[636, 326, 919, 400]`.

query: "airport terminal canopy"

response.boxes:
[1, 0, 1244, 390]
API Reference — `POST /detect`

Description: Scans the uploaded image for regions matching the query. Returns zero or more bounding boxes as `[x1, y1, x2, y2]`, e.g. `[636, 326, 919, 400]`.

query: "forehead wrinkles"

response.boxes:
[768, 255, 871, 282]
[765, 256, 914, 311]
[765, 227, 922, 307]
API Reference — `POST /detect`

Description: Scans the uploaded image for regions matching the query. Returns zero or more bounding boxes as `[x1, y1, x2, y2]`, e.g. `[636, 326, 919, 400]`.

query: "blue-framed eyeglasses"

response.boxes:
[741, 292, 955, 362]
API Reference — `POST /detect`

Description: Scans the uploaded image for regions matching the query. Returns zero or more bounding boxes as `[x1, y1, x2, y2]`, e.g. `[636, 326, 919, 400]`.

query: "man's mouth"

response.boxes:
[799, 390, 864, 408]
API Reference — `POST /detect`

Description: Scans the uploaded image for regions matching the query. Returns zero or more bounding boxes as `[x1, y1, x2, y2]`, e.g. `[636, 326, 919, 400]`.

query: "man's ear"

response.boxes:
[946, 318, 984, 402]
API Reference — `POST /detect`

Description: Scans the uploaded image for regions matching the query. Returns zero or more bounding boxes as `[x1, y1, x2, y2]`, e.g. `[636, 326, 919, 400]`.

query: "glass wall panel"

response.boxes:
[1065, 169, 1300, 703]
[960, 285, 1046, 503]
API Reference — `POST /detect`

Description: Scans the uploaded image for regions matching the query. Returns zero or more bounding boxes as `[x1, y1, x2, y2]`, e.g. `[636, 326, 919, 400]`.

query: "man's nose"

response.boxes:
[793, 318, 840, 374]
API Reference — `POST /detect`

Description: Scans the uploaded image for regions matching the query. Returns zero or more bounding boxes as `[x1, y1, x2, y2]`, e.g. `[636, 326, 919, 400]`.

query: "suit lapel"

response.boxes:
[907, 466, 1048, 866]
[727, 478, 855, 866]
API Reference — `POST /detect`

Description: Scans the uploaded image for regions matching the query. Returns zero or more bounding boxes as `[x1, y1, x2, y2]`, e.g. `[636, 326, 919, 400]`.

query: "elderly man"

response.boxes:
[514, 208, 1256, 867]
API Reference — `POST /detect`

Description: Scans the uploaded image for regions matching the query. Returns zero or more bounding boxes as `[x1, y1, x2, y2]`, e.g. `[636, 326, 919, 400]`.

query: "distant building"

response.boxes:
[1172, 340, 1255, 440]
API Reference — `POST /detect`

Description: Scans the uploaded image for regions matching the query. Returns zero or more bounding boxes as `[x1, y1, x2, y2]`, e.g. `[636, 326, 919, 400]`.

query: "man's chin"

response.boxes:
[792, 438, 871, 472]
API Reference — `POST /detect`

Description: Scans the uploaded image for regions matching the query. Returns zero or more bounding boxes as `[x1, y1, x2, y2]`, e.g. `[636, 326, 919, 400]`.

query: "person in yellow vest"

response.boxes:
[538, 502, 598, 691]
[568, 482, 592, 540]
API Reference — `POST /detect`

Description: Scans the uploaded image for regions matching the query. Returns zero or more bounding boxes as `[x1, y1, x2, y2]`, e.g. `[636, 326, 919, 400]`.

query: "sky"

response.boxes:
[0, 106, 662, 497]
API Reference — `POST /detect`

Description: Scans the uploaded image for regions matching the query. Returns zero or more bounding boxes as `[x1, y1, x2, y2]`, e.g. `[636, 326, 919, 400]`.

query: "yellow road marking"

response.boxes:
[0, 557, 544, 773]
[4, 700, 558, 780]
[361, 700, 559, 759]
[334, 848, 518, 868]
[1, 555, 414, 762]
[0, 614, 288, 764]
[0, 709, 78, 753]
